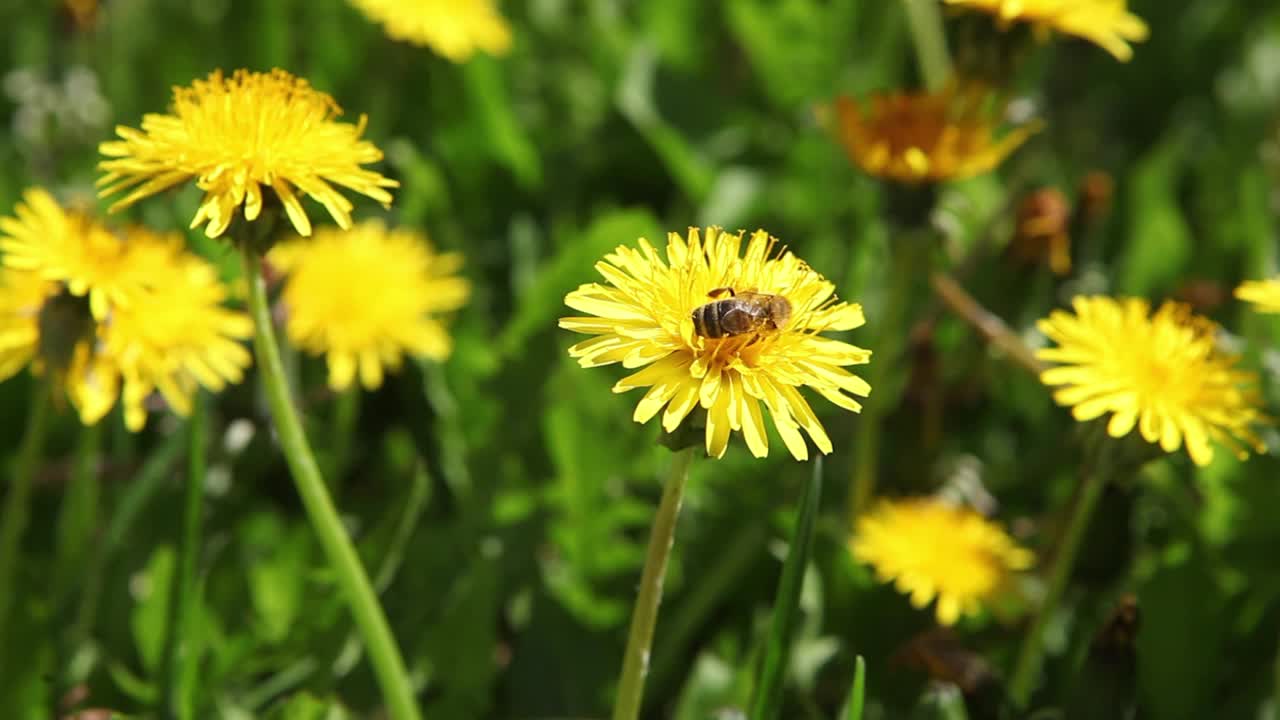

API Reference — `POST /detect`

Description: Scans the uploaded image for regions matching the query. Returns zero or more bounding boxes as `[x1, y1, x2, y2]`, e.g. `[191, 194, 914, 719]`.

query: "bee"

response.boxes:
[690, 287, 792, 339]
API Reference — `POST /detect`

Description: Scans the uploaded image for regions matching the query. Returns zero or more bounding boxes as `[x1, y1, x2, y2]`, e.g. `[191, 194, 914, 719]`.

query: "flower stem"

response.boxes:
[1009, 458, 1109, 707]
[159, 392, 207, 720]
[850, 234, 923, 521]
[902, 0, 952, 90]
[929, 271, 1046, 376]
[612, 446, 696, 720]
[241, 248, 421, 720]
[0, 383, 50, 658]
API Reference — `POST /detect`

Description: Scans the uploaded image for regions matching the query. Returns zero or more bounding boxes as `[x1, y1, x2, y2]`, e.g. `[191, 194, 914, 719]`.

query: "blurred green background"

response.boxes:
[4, 0, 1280, 718]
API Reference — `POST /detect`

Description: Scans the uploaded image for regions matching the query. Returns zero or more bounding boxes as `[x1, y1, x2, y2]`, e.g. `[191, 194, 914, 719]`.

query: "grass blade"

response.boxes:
[846, 655, 866, 720]
[749, 456, 823, 720]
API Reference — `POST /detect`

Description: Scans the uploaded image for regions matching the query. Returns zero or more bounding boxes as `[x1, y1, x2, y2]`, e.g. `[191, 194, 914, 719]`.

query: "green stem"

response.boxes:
[0, 384, 50, 665]
[902, 0, 953, 90]
[751, 458, 824, 720]
[612, 447, 696, 720]
[849, 236, 922, 521]
[241, 248, 422, 720]
[1009, 459, 1109, 707]
[330, 385, 360, 485]
[159, 393, 207, 720]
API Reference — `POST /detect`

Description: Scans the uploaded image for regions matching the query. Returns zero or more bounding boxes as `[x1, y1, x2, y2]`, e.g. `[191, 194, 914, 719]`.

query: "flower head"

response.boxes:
[559, 227, 871, 461]
[944, 0, 1148, 62]
[104, 228, 254, 430]
[348, 0, 512, 61]
[0, 191, 252, 429]
[0, 266, 56, 382]
[831, 84, 1038, 184]
[852, 498, 1033, 625]
[0, 188, 162, 319]
[1235, 278, 1280, 314]
[269, 220, 469, 391]
[98, 69, 398, 239]
[1037, 296, 1266, 466]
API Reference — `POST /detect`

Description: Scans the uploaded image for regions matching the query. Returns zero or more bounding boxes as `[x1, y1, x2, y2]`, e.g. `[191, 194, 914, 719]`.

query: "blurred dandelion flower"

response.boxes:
[1037, 296, 1266, 466]
[0, 187, 160, 320]
[0, 265, 121, 426]
[98, 69, 398, 239]
[831, 84, 1038, 184]
[559, 227, 871, 461]
[0, 191, 251, 429]
[269, 220, 470, 391]
[852, 498, 1033, 626]
[0, 266, 57, 382]
[104, 228, 254, 430]
[944, 0, 1149, 62]
[1235, 278, 1280, 314]
[348, 0, 512, 61]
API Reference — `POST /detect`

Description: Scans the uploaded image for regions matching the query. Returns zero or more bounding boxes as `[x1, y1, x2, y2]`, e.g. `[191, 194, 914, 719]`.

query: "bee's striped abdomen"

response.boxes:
[691, 300, 727, 338]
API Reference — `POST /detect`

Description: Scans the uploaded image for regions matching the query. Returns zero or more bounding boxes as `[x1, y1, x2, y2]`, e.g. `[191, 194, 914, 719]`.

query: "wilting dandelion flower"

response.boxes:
[560, 227, 871, 461]
[852, 498, 1033, 626]
[347, 0, 512, 61]
[0, 191, 252, 429]
[831, 84, 1038, 184]
[269, 220, 470, 391]
[1037, 296, 1266, 466]
[98, 68, 398, 239]
[1235, 278, 1280, 314]
[944, 0, 1149, 62]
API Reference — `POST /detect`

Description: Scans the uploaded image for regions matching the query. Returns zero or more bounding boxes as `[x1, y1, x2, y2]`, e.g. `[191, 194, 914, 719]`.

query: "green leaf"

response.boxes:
[750, 457, 823, 720]
[846, 655, 866, 720]
[240, 513, 312, 645]
[1136, 544, 1227, 720]
[464, 55, 542, 189]
[131, 544, 176, 674]
[499, 207, 660, 356]
[1118, 129, 1193, 296]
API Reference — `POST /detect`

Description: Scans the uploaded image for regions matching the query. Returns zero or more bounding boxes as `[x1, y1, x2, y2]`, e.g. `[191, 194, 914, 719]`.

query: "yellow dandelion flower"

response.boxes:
[0, 267, 57, 382]
[1235, 277, 1280, 314]
[944, 0, 1149, 62]
[0, 188, 162, 320]
[559, 227, 872, 461]
[98, 69, 399, 239]
[102, 228, 254, 431]
[0, 265, 120, 426]
[852, 498, 1033, 626]
[269, 220, 470, 391]
[1037, 296, 1266, 466]
[348, 0, 512, 61]
[831, 84, 1039, 184]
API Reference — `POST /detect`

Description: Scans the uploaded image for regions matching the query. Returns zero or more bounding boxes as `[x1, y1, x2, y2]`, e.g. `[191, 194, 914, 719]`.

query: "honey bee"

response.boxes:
[690, 288, 792, 339]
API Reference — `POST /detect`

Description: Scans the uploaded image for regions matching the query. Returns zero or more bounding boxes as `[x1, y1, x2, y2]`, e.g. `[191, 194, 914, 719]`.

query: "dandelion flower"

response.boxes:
[269, 220, 470, 391]
[831, 84, 1038, 184]
[559, 227, 871, 461]
[103, 228, 254, 430]
[0, 187, 161, 320]
[0, 265, 120, 425]
[1037, 296, 1266, 466]
[98, 69, 398, 239]
[0, 190, 252, 429]
[1235, 278, 1280, 314]
[944, 0, 1149, 62]
[0, 267, 57, 381]
[853, 498, 1032, 626]
[348, 0, 512, 61]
